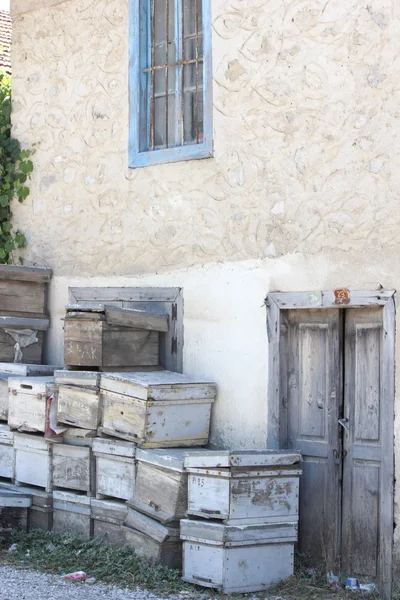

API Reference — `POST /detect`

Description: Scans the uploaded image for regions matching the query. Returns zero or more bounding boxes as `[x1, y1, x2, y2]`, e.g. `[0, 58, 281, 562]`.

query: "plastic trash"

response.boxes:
[85, 577, 97, 585]
[346, 577, 359, 590]
[359, 583, 378, 593]
[62, 571, 87, 581]
[8, 543, 18, 553]
[46, 542, 57, 551]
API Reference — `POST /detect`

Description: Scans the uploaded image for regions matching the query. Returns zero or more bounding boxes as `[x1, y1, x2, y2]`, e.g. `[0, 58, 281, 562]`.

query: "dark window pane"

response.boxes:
[168, 94, 177, 147]
[183, 0, 197, 37]
[154, 96, 166, 148]
[154, 67, 166, 96]
[183, 91, 195, 143]
[154, 0, 166, 44]
[184, 37, 203, 61]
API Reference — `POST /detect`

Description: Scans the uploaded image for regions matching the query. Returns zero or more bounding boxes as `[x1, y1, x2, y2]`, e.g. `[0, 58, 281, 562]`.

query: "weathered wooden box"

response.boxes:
[0, 265, 51, 316]
[57, 385, 101, 431]
[64, 310, 160, 369]
[8, 376, 56, 433]
[13, 433, 52, 492]
[52, 444, 95, 495]
[0, 318, 49, 364]
[0, 365, 59, 422]
[62, 427, 96, 447]
[181, 519, 297, 592]
[130, 448, 208, 523]
[93, 437, 136, 500]
[185, 450, 301, 524]
[92, 498, 128, 545]
[0, 490, 31, 535]
[0, 483, 53, 531]
[53, 490, 92, 538]
[123, 507, 181, 568]
[0, 424, 14, 479]
[100, 371, 216, 447]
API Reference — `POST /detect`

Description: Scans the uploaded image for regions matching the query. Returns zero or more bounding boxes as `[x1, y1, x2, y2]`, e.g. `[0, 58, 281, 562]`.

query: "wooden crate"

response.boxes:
[0, 265, 51, 316]
[92, 498, 128, 545]
[0, 424, 13, 479]
[64, 311, 160, 369]
[57, 385, 101, 430]
[8, 376, 56, 433]
[0, 321, 47, 364]
[0, 490, 31, 535]
[52, 444, 95, 495]
[185, 450, 301, 524]
[93, 437, 136, 500]
[53, 491, 92, 538]
[0, 482, 53, 531]
[181, 519, 297, 592]
[0, 365, 59, 421]
[100, 371, 216, 447]
[13, 433, 52, 492]
[130, 448, 207, 524]
[123, 507, 181, 569]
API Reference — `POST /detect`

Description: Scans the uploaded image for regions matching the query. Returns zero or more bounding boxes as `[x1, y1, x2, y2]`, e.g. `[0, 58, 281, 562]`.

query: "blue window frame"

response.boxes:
[129, 0, 213, 168]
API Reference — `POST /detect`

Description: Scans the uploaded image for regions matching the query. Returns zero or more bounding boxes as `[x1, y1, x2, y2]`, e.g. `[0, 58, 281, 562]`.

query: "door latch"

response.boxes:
[333, 449, 348, 459]
[338, 418, 349, 431]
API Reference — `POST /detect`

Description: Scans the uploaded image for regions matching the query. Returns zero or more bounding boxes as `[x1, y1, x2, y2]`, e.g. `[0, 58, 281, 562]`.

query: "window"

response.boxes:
[129, 0, 213, 168]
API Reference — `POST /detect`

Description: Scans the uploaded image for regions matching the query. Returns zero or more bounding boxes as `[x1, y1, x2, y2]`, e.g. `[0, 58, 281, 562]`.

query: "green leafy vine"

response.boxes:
[0, 70, 33, 263]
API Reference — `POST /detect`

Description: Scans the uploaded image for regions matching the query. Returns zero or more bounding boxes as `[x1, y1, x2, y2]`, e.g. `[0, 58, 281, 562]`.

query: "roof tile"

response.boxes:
[0, 10, 11, 75]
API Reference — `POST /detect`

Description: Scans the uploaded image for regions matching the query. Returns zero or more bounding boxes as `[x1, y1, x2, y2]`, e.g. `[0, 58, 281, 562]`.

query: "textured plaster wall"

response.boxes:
[9, 0, 400, 570]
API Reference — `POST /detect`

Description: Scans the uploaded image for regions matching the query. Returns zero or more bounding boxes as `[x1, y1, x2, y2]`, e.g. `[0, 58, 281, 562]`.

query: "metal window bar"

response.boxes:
[144, 0, 203, 151]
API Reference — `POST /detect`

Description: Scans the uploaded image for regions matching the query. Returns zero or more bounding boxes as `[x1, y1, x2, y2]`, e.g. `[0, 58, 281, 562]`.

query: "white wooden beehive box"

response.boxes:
[57, 384, 101, 430]
[53, 490, 92, 538]
[91, 498, 128, 545]
[185, 450, 301, 524]
[181, 519, 297, 593]
[0, 424, 14, 479]
[52, 443, 95, 495]
[93, 437, 136, 500]
[130, 448, 211, 524]
[0, 366, 59, 422]
[54, 370, 101, 389]
[100, 371, 216, 447]
[62, 427, 97, 446]
[8, 376, 56, 433]
[13, 433, 52, 492]
[122, 506, 181, 569]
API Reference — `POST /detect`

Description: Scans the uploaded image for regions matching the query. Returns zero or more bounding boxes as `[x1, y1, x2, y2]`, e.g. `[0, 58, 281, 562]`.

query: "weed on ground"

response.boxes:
[0, 530, 381, 599]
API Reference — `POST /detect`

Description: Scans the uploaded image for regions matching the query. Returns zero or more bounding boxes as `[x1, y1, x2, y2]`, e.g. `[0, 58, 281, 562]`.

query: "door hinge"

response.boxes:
[171, 303, 177, 320]
[171, 336, 178, 354]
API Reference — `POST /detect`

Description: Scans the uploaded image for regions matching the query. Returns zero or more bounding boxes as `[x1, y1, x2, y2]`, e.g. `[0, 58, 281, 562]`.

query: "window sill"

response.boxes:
[129, 138, 213, 169]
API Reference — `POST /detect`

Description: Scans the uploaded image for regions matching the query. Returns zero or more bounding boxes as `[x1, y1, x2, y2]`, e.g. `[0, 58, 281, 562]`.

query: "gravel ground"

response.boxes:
[0, 566, 197, 600]
[0, 566, 289, 600]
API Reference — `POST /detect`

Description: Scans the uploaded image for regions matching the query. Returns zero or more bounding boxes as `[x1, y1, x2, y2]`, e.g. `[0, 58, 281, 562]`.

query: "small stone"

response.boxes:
[85, 577, 97, 585]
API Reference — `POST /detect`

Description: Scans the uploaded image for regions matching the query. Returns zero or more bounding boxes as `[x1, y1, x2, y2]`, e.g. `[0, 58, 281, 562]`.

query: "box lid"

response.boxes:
[136, 448, 216, 472]
[124, 507, 180, 542]
[91, 498, 128, 523]
[0, 490, 32, 508]
[100, 370, 217, 401]
[0, 363, 59, 376]
[62, 428, 97, 447]
[14, 432, 50, 452]
[0, 482, 52, 507]
[54, 370, 101, 388]
[184, 449, 301, 469]
[0, 265, 52, 283]
[180, 519, 298, 546]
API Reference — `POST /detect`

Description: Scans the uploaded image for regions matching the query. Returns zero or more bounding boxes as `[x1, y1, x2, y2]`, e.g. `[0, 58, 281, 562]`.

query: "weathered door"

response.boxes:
[280, 306, 393, 588]
[282, 309, 342, 567]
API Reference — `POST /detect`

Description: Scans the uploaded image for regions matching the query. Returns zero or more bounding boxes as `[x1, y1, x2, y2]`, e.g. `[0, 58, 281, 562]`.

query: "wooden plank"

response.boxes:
[91, 498, 128, 524]
[69, 287, 181, 304]
[268, 290, 394, 310]
[183, 450, 301, 469]
[0, 363, 59, 376]
[105, 306, 169, 332]
[54, 370, 100, 388]
[0, 491, 32, 508]
[0, 316, 49, 331]
[0, 281, 46, 315]
[92, 437, 136, 458]
[57, 385, 101, 430]
[62, 428, 97, 447]
[124, 506, 179, 542]
[266, 295, 280, 448]
[0, 265, 52, 283]
[121, 524, 182, 568]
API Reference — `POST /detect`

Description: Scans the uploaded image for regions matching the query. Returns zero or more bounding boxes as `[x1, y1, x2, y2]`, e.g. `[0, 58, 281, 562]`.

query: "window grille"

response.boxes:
[129, 0, 213, 167]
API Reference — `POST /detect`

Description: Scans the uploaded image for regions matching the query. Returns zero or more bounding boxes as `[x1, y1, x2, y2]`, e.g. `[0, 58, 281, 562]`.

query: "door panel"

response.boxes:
[282, 309, 342, 567]
[341, 308, 386, 580]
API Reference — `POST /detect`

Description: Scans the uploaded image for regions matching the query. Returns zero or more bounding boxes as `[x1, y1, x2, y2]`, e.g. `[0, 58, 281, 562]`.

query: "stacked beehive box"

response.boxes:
[0, 265, 52, 363]
[180, 450, 301, 592]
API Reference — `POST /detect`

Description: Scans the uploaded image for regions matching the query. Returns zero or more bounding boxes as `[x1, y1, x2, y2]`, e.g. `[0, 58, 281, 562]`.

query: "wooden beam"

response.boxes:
[105, 306, 169, 332]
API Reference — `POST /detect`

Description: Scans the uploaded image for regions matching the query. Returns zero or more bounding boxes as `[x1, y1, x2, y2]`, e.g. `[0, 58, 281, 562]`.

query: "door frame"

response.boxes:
[265, 290, 395, 598]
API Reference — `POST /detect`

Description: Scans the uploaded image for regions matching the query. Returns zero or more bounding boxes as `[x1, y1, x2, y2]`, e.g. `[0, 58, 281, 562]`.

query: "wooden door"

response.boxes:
[341, 308, 393, 592]
[281, 309, 342, 568]
[280, 304, 394, 593]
